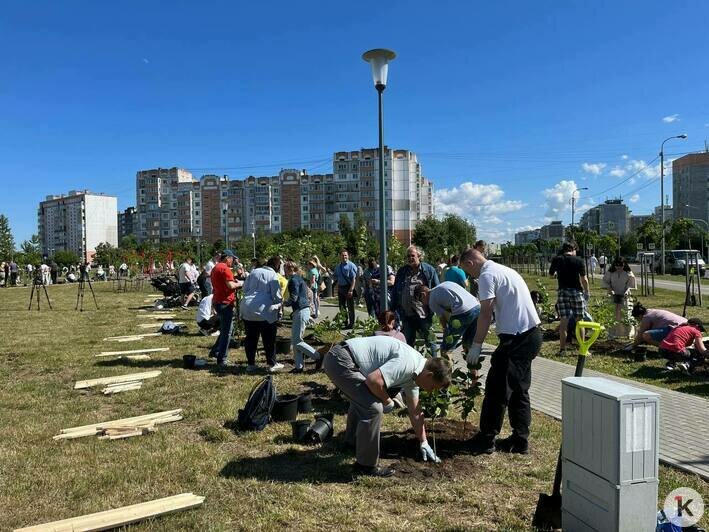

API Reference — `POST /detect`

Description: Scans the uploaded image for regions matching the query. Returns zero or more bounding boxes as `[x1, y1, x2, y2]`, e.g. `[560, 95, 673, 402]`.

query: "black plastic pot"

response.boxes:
[633, 349, 647, 362]
[305, 416, 333, 444]
[297, 393, 313, 413]
[291, 420, 311, 441]
[183, 354, 197, 369]
[316, 412, 334, 423]
[275, 338, 291, 355]
[271, 394, 299, 422]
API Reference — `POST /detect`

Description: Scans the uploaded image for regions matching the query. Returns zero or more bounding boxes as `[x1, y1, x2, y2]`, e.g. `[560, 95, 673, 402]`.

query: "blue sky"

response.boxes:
[2, 0, 708, 244]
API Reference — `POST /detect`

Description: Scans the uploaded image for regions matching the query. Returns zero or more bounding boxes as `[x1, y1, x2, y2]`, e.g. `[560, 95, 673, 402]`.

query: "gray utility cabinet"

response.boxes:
[561, 377, 660, 532]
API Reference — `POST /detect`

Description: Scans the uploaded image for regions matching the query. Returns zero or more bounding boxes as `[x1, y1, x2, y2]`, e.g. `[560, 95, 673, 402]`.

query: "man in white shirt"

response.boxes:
[323, 336, 451, 477]
[460, 249, 542, 456]
[196, 294, 219, 335]
[203, 253, 219, 295]
[178, 258, 198, 309]
[418, 281, 481, 356]
[598, 254, 607, 275]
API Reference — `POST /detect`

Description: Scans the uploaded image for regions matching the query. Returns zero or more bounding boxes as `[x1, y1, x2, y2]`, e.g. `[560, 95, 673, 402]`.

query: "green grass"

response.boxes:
[0, 282, 707, 530]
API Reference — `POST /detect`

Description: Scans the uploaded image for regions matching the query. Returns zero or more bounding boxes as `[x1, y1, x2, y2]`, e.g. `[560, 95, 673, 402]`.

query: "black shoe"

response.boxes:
[314, 355, 324, 371]
[469, 434, 495, 456]
[352, 462, 394, 477]
[495, 436, 529, 454]
[290, 367, 304, 374]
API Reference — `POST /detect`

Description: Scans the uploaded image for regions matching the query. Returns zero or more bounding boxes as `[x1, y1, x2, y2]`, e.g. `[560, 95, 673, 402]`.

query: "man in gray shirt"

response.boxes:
[323, 336, 452, 477]
[419, 281, 481, 356]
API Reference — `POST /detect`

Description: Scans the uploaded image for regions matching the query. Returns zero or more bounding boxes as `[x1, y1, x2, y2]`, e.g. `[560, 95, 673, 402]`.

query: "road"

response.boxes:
[627, 264, 701, 293]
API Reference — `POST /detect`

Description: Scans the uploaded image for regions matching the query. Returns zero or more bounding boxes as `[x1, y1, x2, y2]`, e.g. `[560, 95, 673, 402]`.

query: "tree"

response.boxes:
[0, 214, 15, 260]
[387, 234, 406, 268]
[120, 235, 138, 250]
[94, 242, 122, 267]
[412, 214, 477, 262]
[53, 250, 80, 267]
[19, 234, 42, 265]
[635, 219, 661, 249]
[598, 234, 619, 257]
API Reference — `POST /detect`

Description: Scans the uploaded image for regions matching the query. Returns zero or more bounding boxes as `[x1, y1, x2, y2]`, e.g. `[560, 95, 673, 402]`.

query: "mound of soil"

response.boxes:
[381, 419, 481, 480]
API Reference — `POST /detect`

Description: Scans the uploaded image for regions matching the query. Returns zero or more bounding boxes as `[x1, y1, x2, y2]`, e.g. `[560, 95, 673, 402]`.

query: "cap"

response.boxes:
[222, 249, 237, 258]
[687, 318, 705, 332]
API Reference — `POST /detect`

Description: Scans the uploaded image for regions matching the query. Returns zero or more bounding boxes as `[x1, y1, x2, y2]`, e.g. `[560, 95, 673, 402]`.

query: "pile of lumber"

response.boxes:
[74, 370, 161, 390]
[53, 409, 183, 441]
[102, 381, 143, 395]
[15, 492, 204, 531]
[137, 321, 184, 329]
[95, 347, 169, 360]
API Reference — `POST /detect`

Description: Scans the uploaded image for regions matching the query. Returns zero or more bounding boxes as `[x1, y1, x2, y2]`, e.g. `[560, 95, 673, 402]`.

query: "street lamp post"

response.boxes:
[363, 48, 396, 312]
[660, 134, 688, 274]
[222, 203, 229, 249]
[571, 186, 588, 226]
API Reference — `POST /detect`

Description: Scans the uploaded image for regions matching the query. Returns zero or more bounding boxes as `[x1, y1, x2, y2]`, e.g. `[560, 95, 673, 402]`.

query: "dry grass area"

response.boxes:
[0, 282, 707, 530]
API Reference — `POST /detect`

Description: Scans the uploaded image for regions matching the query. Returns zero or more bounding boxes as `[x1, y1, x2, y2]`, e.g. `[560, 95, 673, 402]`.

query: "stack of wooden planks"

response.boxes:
[14, 492, 205, 531]
[95, 348, 169, 360]
[53, 409, 183, 441]
[74, 370, 161, 393]
[103, 332, 163, 342]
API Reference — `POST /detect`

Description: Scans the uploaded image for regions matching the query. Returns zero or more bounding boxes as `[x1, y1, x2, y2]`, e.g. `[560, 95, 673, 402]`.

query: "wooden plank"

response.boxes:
[14, 492, 205, 531]
[103, 333, 162, 341]
[125, 355, 151, 361]
[138, 314, 176, 319]
[54, 410, 182, 440]
[137, 322, 183, 329]
[102, 382, 143, 395]
[74, 371, 161, 389]
[95, 348, 169, 357]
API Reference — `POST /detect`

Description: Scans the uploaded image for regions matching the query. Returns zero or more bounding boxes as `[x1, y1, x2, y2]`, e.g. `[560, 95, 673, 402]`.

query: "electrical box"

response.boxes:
[561, 377, 660, 532]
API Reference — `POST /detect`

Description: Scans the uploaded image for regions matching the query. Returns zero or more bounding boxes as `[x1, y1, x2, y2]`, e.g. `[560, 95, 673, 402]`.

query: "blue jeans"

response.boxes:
[211, 303, 234, 363]
[292, 307, 311, 369]
[401, 314, 439, 357]
[440, 307, 480, 353]
[311, 287, 320, 318]
[646, 326, 672, 343]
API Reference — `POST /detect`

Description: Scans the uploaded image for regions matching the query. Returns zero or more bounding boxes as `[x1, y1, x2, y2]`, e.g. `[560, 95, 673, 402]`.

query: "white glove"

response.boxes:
[421, 440, 441, 463]
[382, 400, 395, 414]
[466, 343, 483, 366]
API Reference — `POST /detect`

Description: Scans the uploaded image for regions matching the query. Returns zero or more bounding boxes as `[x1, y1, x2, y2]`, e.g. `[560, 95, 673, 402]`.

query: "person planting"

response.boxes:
[460, 248, 542, 456]
[417, 281, 480, 358]
[631, 302, 687, 347]
[323, 336, 451, 477]
[658, 317, 707, 374]
[601, 257, 636, 324]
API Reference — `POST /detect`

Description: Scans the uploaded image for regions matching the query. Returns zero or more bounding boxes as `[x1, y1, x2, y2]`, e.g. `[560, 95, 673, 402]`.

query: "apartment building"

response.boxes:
[38, 190, 118, 261]
[118, 206, 137, 240]
[579, 199, 630, 235]
[673, 152, 709, 222]
[134, 149, 434, 245]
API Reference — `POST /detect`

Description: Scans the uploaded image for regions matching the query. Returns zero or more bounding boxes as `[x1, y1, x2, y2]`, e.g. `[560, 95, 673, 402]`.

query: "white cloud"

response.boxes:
[662, 114, 680, 123]
[481, 215, 504, 225]
[434, 182, 524, 219]
[142, 58, 150, 64]
[621, 154, 629, 160]
[629, 194, 640, 203]
[627, 159, 661, 180]
[609, 166, 626, 178]
[542, 180, 579, 218]
[582, 162, 607, 175]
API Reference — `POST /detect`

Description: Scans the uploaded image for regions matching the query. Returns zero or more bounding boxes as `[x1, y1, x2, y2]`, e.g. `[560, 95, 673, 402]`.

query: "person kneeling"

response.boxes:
[658, 318, 707, 374]
[196, 294, 220, 336]
[323, 336, 451, 477]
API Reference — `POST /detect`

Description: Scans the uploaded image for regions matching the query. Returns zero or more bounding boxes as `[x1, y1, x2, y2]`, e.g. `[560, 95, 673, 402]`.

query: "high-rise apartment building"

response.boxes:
[673, 152, 709, 222]
[118, 206, 137, 240]
[514, 228, 540, 245]
[38, 190, 118, 261]
[134, 149, 434, 246]
[579, 199, 630, 235]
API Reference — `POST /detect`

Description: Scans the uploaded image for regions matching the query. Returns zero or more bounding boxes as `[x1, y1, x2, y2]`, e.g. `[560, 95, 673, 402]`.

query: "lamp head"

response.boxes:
[362, 48, 396, 90]
[678, 134, 688, 139]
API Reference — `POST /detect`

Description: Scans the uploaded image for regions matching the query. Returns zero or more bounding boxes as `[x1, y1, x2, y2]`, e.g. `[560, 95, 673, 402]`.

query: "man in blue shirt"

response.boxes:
[443, 255, 468, 288]
[334, 249, 358, 328]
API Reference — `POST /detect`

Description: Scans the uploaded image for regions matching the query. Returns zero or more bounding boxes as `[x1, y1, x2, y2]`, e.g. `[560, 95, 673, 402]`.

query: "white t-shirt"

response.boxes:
[477, 260, 540, 335]
[599, 255, 607, 265]
[428, 281, 479, 317]
[196, 294, 214, 323]
[204, 259, 216, 275]
[345, 336, 426, 400]
[178, 262, 191, 283]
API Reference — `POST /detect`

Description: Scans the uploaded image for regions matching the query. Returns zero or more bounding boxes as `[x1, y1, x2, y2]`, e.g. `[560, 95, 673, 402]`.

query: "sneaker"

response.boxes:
[210, 331, 220, 337]
[268, 362, 285, 373]
[352, 462, 394, 478]
[215, 360, 229, 369]
[495, 435, 529, 454]
[181, 305, 189, 310]
[246, 364, 259, 373]
[469, 434, 495, 456]
[676, 362, 692, 375]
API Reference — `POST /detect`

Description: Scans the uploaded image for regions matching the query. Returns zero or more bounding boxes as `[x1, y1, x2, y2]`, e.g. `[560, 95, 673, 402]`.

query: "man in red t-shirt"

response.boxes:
[658, 318, 706, 374]
[209, 250, 242, 367]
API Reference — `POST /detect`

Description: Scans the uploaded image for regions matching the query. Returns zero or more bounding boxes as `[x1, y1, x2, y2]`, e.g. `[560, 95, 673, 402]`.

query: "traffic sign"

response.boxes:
[637, 243, 644, 250]
[648, 243, 656, 250]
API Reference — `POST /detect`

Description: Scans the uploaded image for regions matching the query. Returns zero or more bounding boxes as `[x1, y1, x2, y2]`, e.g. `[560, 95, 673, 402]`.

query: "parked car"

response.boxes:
[656, 250, 706, 276]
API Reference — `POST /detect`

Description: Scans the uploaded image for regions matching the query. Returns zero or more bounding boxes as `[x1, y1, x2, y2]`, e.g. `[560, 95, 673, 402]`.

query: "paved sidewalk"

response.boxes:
[480, 352, 709, 480]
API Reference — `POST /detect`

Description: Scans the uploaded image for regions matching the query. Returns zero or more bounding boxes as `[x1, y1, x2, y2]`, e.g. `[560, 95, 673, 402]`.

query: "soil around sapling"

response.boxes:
[380, 419, 482, 480]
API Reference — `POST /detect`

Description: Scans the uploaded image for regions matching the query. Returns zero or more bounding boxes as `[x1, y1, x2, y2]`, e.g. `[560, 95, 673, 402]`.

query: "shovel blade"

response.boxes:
[532, 493, 561, 531]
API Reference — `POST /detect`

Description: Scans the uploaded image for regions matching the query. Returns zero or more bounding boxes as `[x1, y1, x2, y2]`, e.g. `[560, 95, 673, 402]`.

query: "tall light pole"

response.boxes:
[222, 202, 229, 250]
[571, 186, 588, 226]
[363, 48, 396, 312]
[660, 134, 688, 274]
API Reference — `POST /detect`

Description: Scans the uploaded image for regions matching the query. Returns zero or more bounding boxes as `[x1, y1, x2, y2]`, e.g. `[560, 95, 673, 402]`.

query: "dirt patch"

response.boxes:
[381, 419, 481, 480]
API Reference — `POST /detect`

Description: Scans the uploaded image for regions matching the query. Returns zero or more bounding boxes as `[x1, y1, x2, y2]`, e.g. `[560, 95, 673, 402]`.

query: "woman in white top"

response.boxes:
[601, 257, 636, 322]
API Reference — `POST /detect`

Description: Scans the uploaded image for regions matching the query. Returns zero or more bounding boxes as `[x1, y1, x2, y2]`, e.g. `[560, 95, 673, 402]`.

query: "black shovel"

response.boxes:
[532, 321, 602, 530]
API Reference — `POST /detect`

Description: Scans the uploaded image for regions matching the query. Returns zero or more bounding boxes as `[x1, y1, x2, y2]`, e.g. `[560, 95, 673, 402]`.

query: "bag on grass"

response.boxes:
[236, 376, 277, 431]
[160, 320, 184, 335]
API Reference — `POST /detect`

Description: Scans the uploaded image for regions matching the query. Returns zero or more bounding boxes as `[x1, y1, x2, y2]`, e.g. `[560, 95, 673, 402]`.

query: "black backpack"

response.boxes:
[236, 376, 277, 431]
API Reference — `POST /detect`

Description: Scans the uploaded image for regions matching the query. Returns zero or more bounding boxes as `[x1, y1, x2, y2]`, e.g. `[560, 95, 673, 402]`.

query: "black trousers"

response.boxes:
[479, 326, 542, 444]
[337, 286, 355, 327]
[243, 319, 277, 366]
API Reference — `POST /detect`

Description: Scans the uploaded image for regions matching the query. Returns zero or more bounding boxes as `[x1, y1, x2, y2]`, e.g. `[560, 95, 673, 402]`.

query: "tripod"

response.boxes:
[76, 268, 99, 311]
[28, 273, 53, 311]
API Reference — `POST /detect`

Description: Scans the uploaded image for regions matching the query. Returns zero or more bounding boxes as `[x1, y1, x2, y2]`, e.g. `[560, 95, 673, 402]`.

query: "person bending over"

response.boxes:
[631, 302, 686, 347]
[658, 318, 707, 374]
